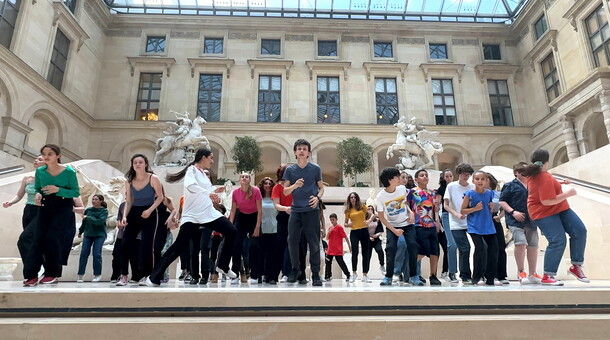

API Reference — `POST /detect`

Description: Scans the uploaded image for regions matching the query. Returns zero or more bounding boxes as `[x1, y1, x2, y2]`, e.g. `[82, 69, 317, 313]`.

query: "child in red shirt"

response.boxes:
[324, 213, 352, 282]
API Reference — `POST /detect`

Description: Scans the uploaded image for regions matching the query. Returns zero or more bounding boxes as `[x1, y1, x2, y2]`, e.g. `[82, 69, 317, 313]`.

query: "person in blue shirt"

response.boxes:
[460, 171, 498, 286]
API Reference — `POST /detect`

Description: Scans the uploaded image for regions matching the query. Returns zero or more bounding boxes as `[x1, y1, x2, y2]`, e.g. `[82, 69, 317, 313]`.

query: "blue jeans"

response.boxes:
[442, 212, 458, 274]
[78, 235, 105, 276]
[451, 229, 471, 280]
[386, 225, 417, 279]
[533, 208, 587, 276]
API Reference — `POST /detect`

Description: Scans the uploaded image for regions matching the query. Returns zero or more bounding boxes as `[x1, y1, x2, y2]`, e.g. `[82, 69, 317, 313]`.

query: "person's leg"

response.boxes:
[393, 234, 406, 277]
[130, 239, 142, 281]
[374, 238, 385, 266]
[534, 214, 566, 276]
[275, 212, 290, 277]
[200, 227, 213, 281]
[287, 212, 304, 276]
[509, 226, 527, 275]
[111, 238, 122, 281]
[358, 229, 371, 274]
[429, 229, 440, 277]
[249, 236, 261, 280]
[302, 210, 321, 278]
[452, 229, 472, 281]
[438, 231, 448, 274]
[230, 213, 247, 274]
[190, 228, 202, 279]
[150, 222, 197, 284]
[483, 233, 498, 285]
[443, 212, 458, 275]
[384, 230, 398, 279]
[404, 225, 418, 278]
[560, 209, 587, 265]
[78, 236, 93, 276]
[265, 233, 278, 280]
[524, 223, 540, 276]
[349, 230, 359, 274]
[92, 235, 105, 276]
[152, 214, 167, 271]
[324, 255, 333, 280]
[336, 255, 351, 278]
[137, 208, 159, 278]
[494, 220, 508, 280]
[41, 199, 73, 277]
[204, 217, 236, 272]
[469, 233, 485, 283]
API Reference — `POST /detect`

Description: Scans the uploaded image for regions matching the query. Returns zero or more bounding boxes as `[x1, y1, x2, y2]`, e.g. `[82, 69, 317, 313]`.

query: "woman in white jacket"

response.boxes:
[146, 148, 237, 286]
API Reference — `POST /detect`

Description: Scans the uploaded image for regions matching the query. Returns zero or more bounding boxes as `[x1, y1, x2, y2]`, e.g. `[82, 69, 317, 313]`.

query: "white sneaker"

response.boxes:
[217, 268, 238, 279]
[280, 275, 288, 283]
[77, 275, 84, 283]
[392, 275, 400, 282]
[115, 275, 129, 286]
[138, 277, 149, 286]
[230, 278, 239, 285]
[379, 265, 386, 275]
[247, 278, 258, 284]
[91, 275, 102, 283]
[349, 273, 358, 283]
[362, 275, 372, 283]
[440, 272, 449, 282]
[144, 277, 160, 287]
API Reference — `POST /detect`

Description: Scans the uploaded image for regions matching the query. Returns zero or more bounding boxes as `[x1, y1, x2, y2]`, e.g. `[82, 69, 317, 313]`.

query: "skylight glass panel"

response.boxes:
[332, 0, 350, 12]
[351, 0, 369, 12]
[477, 0, 496, 14]
[495, 3, 508, 16]
[300, 0, 315, 11]
[406, 0, 424, 12]
[214, 0, 231, 7]
[459, 0, 479, 15]
[442, 0, 460, 14]
[199, 0, 213, 7]
[230, 0, 248, 9]
[369, 0, 387, 12]
[386, 0, 405, 13]
[315, 0, 332, 12]
[423, 0, 441, 13]
[266, 0, 283, 10]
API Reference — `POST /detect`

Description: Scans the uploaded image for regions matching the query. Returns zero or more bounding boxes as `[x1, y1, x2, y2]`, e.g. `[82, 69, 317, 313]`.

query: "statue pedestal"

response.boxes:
[0, 258, 21, 281]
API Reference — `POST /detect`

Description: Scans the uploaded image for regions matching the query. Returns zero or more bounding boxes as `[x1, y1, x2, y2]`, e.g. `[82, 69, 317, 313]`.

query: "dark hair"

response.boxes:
[472, 170, 488, 181]
[455, 162, 474, 175]
[92, 194, 108, 208]
[520, 149, 550, 177]
[276, 164, 288, 182]
[293, 139, 311, 152]
[257, 177, 275, 198]
[166, 148, 212, 183]
[344, 192, 364, 213]
[379, 167, 400, 187]
[414, 169, 428, 179]
[512, 161, 529, 175]
[366, 205, 376, 220]
[486, 172, 498, 191]
[125, 154, 153, 183]
[40, 144, 62, 163]
[439, 169, 453, 186]
[329, 213, 338, 219]
[216, 203, 227, 215]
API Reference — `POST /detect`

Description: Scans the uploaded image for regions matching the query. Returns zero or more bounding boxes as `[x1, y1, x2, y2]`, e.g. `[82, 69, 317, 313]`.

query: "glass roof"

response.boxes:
[104, 0, 529, 23]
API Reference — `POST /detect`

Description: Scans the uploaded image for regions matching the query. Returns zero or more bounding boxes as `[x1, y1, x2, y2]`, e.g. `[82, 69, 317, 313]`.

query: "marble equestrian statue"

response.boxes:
[386, 116, 444, 170]
[74, 166, 126, 246]
[153, 111, 211, 166]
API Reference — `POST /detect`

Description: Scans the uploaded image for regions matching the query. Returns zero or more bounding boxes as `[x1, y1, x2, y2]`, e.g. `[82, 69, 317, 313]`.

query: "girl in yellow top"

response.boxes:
[344, 192, 371, 283]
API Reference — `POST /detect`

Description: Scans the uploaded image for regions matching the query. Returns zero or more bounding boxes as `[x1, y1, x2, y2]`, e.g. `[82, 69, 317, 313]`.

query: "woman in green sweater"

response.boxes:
[23, 144, 80, 286]
[77, 194, 109, 283]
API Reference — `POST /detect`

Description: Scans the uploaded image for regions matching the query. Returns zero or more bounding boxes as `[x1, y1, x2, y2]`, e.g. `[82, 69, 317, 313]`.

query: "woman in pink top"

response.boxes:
[229, 172, 262, 284]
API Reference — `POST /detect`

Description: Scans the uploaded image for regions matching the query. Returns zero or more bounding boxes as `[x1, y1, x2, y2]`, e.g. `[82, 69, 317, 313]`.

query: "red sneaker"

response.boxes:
[568, 265, 590, 283]
[23, 278, 38, 287]
[540, 274, 563, 286]
[39, 276, 58, 284]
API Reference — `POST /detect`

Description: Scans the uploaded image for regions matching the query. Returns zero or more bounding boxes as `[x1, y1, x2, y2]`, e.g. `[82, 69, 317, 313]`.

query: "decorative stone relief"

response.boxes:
[342, 36, 369, 43]
[285, 34, 313, 41]
[229, 32, 257, 40]
[397, 38, 425, 45]
[452, 39, 479, 46]
[106, 29, 143, 37]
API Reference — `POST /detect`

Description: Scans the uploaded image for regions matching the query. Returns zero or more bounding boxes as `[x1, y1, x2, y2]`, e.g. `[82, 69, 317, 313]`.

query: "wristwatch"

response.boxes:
[509, 210, 515, 215]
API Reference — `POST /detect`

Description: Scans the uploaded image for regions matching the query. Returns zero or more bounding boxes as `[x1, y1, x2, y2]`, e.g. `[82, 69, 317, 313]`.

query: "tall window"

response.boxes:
[317, 76, 340, 123]
[135, 73, 162, 121]
[374, 41, 393, 58]
[318, 40, 337, 57]
[586, 5, 610, 67]
[429, 43, 448, 59]
[258, 75, 281, 122]
[261, 39, 280, 55]
[432, 79, 456, 125]
[0, 0, 21, 48]
[63, 0, 76, 13]
[541, 53, 561, 103]
[145, 36, 166, 53]
[204, 37, 223, 54]
[197, 74, 222, 122]
[487, 80, 514, 126]
[375, 78, 398, 125]
[47, 30, 71, 91]
[483, 44, 501, 60]
[534, 15, 548, 41]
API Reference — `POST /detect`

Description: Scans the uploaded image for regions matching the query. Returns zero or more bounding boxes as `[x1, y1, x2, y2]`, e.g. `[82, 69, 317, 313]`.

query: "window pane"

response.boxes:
[446, 108, 456, 116]
[374, 42, 393, 58]
[487, 81, 497, 94]
[146, 36, 166, 53]
[597, 48, 609, 67]
[443, 80, 453, 93]
[498, 81, 509, 94]
[271, 76, 281, 90]
[592, 33, 603, 49]
[317, 77, 327, 91]
[375, 79, 385, 92]
[588, 15, 600, 34]
[432, 80, 441, 94]
[259, 76, 269, 90]
[329, 77, 339, 91]
[318, 40, 337, 57]
[445, 96, 454, 106]
[386, 79, 396, 92]
[599, 6, 608, 26]
[434, 108, 444, 116]
[433, 95, 443, 105]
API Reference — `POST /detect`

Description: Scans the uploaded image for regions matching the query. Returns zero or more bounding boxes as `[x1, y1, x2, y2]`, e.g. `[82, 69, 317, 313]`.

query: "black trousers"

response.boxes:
[258, 233, 278, 280]
[287, 210, 321, 276]
[384, 225, 418, 279]
[494, 220, 508, 280]
[438, 230, 448, 273]
[275, 211, 290, 276]
[470, 233, 499, 284]
[111, 238, 141, 281]
[121, 205, 159, 277]
[150, 218, 236, 284]
[350, 228, 371, 273]
[17, 205, 40, 278]
[367, 237, 385, 267]
[210, 234, 223, 272]
[23, 195, 73, 279]
[231, 211, 258, 275]
[191, 227, 213, 279]
[325, 255, 350, 280]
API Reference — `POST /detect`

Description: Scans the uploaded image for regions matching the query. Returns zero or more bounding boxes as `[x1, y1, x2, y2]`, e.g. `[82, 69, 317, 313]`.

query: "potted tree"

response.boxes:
[337, 137, 373, 187]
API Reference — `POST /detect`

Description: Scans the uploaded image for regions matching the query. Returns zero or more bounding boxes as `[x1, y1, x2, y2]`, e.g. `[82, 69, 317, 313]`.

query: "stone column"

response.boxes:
[371, 152, 380, 187]
[596, 90, 610, 144]
[559, 115, 580, 160]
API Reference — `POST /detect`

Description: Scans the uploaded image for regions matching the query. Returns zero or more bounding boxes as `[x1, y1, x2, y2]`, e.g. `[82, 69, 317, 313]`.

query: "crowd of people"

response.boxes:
[4, 141, 591, 287]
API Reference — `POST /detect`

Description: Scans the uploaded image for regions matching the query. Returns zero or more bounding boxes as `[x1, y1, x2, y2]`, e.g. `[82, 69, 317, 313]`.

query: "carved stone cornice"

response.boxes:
[474, 64, 519, 83]
[52, 0, 90, 51]
[563, 0, 594, 32]
[127, 57, 176, 77]
[83, 0, 112, 31]
[362, 62, 408, 82]
[247, 59, 294, 79]
[419, 63, 465, 83]
[1, 117, 33, 135]
[187, 58, 235, 78]
[305, 61, 351, 81]
[524, 29, 558, 72]
[549, 67, 610, 112]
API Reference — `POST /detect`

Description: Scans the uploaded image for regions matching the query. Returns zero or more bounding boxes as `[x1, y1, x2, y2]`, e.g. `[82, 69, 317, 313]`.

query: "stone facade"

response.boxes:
[0, 0, 609, 184]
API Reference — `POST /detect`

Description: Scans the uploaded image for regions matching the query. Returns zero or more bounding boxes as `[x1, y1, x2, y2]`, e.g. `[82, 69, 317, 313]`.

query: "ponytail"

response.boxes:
[166, 148, 212, 183]
[520, 149, 550, 177]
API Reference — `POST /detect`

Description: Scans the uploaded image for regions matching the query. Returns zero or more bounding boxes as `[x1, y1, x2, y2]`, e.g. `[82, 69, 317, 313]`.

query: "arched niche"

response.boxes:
[24, 110, 62, 153]
[258, 145, 282, 183]
[552, 145, 569, 167]
[120, 140, 157, 173]
[437, 147, 463, 173]
[376, 144, 396, 175]
[317, 147, 340, 186]
[491, 146, 522, 168]
[583, 112, 609, 153]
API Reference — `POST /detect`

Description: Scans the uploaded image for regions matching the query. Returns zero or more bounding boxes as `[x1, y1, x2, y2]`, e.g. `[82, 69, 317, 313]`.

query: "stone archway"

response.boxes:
[259, 146, 282, 184]
[583, 112, 609, 153]
[24, 110, 63, 154]
[490, 146, 523, 168]
[437, 148, 462, 173]
[552, 145, 569, 167]
[317, 147, 340, 186]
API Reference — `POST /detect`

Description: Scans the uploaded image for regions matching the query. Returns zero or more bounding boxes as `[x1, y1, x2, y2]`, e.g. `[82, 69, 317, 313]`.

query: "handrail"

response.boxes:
[0, 165, 25, 176]
[551, 173, 610, 195]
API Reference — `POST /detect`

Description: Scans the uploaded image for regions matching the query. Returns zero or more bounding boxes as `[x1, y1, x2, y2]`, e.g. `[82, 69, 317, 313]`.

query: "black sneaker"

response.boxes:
[189, 277, 200, 285]
[178, 270, 187, 280]
[429, 275, 442, 286]
[287, 270, 298, 283]
[312, 276, 323, 286]
[200, 277, 208, 285]
[419, 276, 427, 284]
[448, 273, 459, 283]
